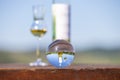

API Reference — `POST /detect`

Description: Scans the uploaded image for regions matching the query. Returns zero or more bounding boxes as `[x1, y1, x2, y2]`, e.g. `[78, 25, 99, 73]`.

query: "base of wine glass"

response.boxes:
[29, 58, 48, 66]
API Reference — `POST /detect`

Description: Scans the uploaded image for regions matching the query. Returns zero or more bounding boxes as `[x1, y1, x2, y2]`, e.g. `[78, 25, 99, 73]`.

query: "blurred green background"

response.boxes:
[0, 49, 120, 65]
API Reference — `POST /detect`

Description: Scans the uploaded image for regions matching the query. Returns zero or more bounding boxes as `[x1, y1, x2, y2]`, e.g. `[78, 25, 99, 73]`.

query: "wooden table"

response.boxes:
[0, 64, 120, 80]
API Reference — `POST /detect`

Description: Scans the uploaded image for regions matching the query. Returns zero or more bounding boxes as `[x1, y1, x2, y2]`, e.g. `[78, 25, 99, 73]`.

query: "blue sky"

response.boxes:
[0, 0, 120, 51]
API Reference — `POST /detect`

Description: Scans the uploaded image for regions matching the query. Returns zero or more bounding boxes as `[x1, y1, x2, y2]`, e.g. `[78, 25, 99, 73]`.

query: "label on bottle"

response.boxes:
[52, 4, 70, 41]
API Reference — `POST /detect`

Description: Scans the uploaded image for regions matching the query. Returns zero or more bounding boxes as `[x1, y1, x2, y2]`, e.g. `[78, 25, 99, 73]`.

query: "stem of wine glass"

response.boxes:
[36, 38, 41, 59]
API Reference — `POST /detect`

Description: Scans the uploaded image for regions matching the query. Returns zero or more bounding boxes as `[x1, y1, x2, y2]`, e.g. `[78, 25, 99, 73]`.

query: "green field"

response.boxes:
[74, 50, 120, 65]
[0, 50, 120, 65]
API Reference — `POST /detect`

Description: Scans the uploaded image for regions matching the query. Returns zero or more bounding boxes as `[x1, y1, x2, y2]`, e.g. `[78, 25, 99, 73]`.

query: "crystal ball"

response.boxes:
[46, 40, 75, 68]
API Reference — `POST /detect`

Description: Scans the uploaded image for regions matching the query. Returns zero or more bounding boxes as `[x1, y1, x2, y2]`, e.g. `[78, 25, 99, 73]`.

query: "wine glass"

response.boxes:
[29, 5, 48, 66]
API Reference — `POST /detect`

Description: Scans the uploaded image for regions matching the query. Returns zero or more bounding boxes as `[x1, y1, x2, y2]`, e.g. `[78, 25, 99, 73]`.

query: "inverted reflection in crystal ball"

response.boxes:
[46, 40, 75, 68]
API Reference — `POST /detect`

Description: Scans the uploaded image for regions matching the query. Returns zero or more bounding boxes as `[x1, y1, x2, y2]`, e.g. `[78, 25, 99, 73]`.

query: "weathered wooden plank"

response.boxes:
[0, 64, 119, 80]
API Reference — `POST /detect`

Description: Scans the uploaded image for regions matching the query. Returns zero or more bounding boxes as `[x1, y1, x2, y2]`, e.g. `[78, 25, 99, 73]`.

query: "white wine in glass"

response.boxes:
[31, 29, 47, 37]
[29, 5, 48, 66]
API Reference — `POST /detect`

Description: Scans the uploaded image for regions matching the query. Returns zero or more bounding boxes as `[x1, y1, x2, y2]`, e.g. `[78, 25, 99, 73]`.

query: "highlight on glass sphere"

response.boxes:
[46, 40, 75, 68]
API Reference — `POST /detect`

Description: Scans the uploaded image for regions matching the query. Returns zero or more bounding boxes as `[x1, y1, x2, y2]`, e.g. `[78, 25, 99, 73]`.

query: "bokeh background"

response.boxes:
[0, 0, 120, 64]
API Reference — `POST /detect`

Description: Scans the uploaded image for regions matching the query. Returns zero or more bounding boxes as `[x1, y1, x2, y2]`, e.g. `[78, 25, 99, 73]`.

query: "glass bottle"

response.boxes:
[52, 0, 71, 42]
[46, 40, 75, 68]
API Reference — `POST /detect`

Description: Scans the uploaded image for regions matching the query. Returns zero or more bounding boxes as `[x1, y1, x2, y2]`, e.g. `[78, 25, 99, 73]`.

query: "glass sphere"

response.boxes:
[46, 40, 75, 68]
